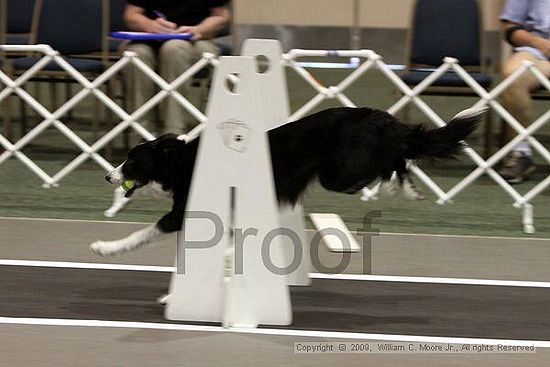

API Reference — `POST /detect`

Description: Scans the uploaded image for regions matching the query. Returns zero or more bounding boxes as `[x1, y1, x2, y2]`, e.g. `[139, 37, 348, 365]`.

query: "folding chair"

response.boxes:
[1, 0, 40, 139]
[0, 0, 7, 46]
[400, 0, 494, 157]
[8, 0, 109, 139]
[107, 0, 127, 57]
[4, 0, 37, 47]
[0, 0, 7, 138]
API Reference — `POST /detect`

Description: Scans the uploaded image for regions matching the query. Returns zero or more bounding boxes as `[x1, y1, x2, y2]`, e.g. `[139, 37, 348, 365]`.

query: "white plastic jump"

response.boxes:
[241, 39, 311, 286]
[165, 55, 293, 327]
[166, 40, 318, 327]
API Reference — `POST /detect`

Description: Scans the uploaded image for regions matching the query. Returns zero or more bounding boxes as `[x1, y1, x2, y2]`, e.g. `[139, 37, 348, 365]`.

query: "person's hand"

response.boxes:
[176, 25, 202, 40]
[534, 37, 550, 58]
[146, 18, 177, 33]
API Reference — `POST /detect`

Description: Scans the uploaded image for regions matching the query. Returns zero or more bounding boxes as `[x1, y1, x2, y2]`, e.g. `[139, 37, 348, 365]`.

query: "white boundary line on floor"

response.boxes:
[0, 259, 173, 272]
[0, 316, 548, 347]
[310, 273, 550, 288]
[2, 259, 550, 289]
[1, 216, 549, 242]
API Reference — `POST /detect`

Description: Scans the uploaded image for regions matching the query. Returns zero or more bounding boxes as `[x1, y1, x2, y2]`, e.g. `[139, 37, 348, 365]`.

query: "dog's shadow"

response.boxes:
[118, 327, 217, 344]
[65, 285, 222, 344]
[65, 285, 167, 321]
[63, 284, 433, 345]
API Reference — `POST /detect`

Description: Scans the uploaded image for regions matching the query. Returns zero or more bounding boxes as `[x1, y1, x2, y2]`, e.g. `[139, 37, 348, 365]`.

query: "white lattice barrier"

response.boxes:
[0, 44, 216, 187]
[283, 49, 550, 234]
[1, 44, 549, 233]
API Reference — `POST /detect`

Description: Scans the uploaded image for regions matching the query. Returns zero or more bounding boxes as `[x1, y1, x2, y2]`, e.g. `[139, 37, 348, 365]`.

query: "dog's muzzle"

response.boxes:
[105, 163, 124, 185]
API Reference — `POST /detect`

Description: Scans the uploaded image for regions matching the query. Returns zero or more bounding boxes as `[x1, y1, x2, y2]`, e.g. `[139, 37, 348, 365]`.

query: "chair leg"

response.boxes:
[19, 95, 27, 136]
[2, 93, 13, 141]
[499, 117, 507, 149]
[93, 95, 100, 142]
[65, 83, 74, 120]
[21, 82, 45, 135]
[3, 66, 14, 141]
[49, 82, 58, 112]
[483, 108, 494, 159]
[27, 82, 43, 133]
[394, 89, 409, 122]
[402, 101, 411, 123]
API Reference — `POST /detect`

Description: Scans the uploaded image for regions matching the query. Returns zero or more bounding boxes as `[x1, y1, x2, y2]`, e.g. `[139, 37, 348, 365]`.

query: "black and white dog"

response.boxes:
[90, 106, 484, 256]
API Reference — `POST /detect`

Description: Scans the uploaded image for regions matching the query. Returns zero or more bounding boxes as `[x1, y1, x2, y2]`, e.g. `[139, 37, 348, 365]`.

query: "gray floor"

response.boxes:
[2, 217, 550, 366]
[3, 217, 550, 281]
[3, 324, 550, 367]
[3, 265, 550, 339]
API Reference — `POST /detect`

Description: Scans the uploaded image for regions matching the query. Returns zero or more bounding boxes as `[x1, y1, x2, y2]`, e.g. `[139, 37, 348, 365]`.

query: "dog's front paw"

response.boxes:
[90, 240, 124, 257]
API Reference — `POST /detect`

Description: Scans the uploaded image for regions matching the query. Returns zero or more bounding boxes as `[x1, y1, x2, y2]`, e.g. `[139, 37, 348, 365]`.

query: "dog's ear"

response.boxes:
[151, 134, 180, 158]
[151, 134, 177, 146]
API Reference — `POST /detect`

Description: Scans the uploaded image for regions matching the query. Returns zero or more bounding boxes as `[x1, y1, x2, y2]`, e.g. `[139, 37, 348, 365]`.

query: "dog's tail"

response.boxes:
[404, 107, 486, 160]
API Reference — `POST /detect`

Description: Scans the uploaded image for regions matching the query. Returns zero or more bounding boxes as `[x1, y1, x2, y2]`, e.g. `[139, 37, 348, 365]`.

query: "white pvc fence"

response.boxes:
[0, 44, 215, 186]
[284, 49, 550, 234]
[0, 44, 549, 233]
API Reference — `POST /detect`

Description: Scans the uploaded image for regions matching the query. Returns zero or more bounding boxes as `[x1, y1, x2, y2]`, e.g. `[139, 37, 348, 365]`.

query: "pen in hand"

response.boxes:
[153, 10, 177, 32]
[153, 10, 167, 20]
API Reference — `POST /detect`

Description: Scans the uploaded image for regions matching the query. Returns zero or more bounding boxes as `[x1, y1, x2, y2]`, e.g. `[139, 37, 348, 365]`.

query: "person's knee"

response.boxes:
[194, 40, 220, 56]
[501, 62, 532, 103]
[125, 43, 156, 64]
[501, 51, 537, 77]
[502, 57, 525, 81]
[159, 40, 193, 61]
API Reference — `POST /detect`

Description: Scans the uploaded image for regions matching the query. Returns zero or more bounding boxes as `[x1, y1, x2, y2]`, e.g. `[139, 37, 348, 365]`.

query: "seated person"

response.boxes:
[123, 0, 230, 134]
[499, 0, 550, 183]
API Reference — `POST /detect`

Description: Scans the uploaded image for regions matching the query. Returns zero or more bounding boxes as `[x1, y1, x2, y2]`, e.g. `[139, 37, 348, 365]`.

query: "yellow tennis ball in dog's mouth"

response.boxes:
[121, 180, 136, 192]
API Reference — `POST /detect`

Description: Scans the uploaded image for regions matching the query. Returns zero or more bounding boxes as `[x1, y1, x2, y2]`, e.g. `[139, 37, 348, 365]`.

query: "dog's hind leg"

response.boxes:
[379, 172, 400, 197]
[401, 177, 426, 200]
[395, 160, 425, 200]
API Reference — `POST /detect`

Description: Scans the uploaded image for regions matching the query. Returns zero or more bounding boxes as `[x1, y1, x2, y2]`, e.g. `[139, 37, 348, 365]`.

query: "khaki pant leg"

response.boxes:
[123, 42, 158, 133]
[159, 39, 220, 134]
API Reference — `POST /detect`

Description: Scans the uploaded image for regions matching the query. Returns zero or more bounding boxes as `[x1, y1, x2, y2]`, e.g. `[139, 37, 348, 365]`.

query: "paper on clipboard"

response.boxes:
[110, 31, 192, 41]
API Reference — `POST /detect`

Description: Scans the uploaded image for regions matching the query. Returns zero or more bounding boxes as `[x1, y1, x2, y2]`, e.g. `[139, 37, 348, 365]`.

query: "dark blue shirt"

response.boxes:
[127, 0, 229, 27]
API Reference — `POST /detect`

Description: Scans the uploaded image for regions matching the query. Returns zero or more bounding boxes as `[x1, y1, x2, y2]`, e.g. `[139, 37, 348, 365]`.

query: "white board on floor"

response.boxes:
[165, 56, 292, 327]
[309, 213, 361, 253]
[242, 39, 311, 286]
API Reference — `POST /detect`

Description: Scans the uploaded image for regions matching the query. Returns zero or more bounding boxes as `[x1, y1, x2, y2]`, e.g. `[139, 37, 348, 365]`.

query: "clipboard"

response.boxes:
[110, 31, 192, 41]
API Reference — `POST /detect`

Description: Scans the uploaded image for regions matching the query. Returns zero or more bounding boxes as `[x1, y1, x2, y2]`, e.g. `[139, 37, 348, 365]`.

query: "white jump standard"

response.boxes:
[165, 55, 293, 327]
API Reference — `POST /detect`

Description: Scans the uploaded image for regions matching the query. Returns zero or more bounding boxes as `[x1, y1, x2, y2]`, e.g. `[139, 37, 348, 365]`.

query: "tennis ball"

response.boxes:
[121, 180, 136, 192]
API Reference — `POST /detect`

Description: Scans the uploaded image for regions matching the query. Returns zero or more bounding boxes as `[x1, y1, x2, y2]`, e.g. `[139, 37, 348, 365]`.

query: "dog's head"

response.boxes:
[105, 134, 180, 197]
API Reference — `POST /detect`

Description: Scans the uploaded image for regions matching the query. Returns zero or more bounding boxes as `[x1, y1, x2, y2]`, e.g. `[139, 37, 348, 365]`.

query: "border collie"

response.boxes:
[90, 106, 484, 256]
